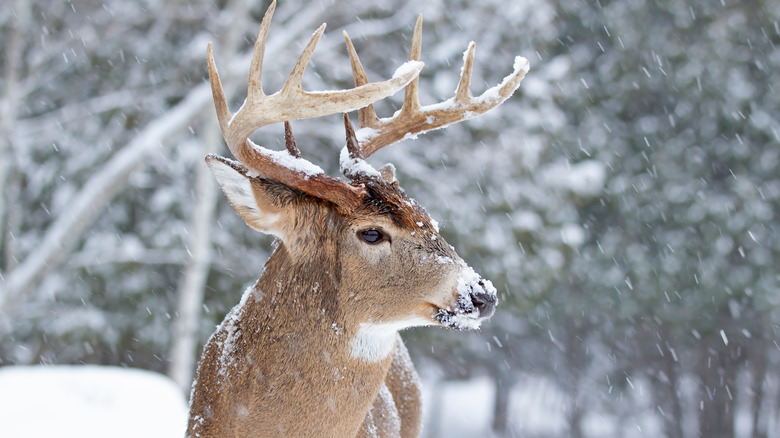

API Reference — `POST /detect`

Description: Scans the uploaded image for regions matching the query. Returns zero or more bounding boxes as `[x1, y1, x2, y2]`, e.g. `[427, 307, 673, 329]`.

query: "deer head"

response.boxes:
[188, 1, 528, 435]
[207, 121, 498, 359]
[204, 2, 527, 349]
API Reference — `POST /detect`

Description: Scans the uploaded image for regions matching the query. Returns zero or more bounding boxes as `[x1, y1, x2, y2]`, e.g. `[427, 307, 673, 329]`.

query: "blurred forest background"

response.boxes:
[1, 0, 778, 437]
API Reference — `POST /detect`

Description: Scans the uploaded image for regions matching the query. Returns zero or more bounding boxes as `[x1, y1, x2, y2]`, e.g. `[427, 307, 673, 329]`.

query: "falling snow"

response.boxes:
[1, 0, 779, 436]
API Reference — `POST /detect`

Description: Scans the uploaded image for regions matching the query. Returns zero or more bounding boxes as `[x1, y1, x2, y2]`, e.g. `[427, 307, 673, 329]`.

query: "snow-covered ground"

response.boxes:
[421, 375, 635, 438]
[0, 366, 188, 438]
[422, 376, 567, 437]
[0, 365, 531, 438]
[5, 365, 768, 438]
[0, 365, 631, 438]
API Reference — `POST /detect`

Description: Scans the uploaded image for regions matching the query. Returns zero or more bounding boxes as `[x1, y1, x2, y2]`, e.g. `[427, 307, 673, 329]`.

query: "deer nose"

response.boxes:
[470, 284, 497, 318]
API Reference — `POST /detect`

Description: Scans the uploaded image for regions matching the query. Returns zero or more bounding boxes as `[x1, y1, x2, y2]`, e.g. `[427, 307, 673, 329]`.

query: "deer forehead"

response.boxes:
[351, 176, 438, 228]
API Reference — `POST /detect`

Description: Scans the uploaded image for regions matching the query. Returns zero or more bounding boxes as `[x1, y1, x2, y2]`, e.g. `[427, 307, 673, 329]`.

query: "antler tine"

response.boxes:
[343, 31, 380, 131]
[356, 17, 530, 158]
[343, 113, 361, 160]
[284, 121, 302, 158]
[282, 23, 327, 96]
[206, 42, 231, 135]
[454, 42, 476, 103]
[247, 0, 276, 100]
[399, 14, 423, 116]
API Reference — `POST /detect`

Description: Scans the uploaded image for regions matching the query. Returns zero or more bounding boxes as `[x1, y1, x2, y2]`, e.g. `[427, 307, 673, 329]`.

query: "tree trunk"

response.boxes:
[568, 395, 584, 438]
[491, 374, 512, 436]
[167, 0, 250, 394]
[0, 0, 28, 276]
[564, 320, 585, 438]
[168, 115, 220, 391]
[664, 357, 685, 438]
[750, 331, 769, 438]
[0, 83, 213, 313]
[697, 330, 740, 438]
[424, 380, 445, 438]
[653, 327, 684, 438]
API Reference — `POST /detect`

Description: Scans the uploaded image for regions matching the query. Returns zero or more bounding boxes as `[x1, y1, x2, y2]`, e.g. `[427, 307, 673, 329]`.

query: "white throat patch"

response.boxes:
[350, 317, 433, 362]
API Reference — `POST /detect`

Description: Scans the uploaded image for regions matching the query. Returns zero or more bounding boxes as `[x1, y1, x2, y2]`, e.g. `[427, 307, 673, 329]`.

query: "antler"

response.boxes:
[342, 15, 530, 159]
[207, 0, 423, 211]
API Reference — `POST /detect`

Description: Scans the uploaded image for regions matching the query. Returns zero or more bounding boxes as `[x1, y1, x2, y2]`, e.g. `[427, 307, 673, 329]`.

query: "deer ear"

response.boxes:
[206, 155, 284, 238]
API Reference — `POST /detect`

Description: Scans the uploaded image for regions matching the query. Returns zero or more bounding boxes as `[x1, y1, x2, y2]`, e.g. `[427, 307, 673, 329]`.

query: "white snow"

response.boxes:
[216, 284, 257, 378]
[445, 266, 498, 330]
[355, 126, 380, 144]
[472, 55, 530, 105]
[435, 254, 454, 264]
[430, 218, 440, 232]
[0, 365, 678, 438]
[420, 373, 670, 438]
[512, 211, 543, 232]
[362, 382, 402, 437]
[392, 60, 424, 81]
[339, 146, 381, 178]
[0, 365, 188, 438]
[540, 159, 607, 197]
[513, 56, 531, 75]
[251, 140, 325, 178]
[560, 223, 586, 247]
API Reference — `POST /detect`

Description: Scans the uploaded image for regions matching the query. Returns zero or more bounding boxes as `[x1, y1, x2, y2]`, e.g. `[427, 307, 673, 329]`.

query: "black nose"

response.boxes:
[470, 288, 497, 318]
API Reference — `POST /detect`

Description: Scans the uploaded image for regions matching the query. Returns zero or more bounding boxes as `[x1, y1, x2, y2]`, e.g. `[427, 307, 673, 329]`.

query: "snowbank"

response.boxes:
[0, 365, 187, 438]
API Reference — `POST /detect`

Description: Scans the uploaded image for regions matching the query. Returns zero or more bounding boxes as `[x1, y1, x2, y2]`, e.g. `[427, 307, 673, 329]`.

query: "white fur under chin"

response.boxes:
[350, 317, 433, 362]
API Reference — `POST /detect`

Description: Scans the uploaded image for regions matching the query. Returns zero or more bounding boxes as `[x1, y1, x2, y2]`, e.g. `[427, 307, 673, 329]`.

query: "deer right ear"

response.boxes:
[206, 155, 285, 238]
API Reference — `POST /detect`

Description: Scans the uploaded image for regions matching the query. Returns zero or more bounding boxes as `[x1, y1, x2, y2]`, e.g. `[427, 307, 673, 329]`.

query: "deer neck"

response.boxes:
[254, 242, 342, 324]
[253, 242, 393, 362]
[203, 242, 394, 436]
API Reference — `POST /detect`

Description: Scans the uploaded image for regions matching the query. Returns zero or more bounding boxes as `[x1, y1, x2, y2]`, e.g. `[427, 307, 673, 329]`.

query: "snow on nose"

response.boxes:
[436, 266, 498, 330]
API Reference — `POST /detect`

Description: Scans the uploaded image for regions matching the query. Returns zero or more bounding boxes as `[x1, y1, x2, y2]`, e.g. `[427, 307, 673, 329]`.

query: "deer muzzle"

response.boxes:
[469, 280, 497, 318]
[435, 267, 498, 330]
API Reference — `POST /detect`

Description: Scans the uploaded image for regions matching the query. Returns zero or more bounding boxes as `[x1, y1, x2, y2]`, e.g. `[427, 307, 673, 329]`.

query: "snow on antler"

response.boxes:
[342, 14, 530, 159]
[206, 0, 421, 213]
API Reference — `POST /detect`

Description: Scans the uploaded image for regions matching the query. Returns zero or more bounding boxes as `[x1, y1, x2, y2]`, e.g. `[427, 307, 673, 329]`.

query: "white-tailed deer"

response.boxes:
[186, 2, 528, 437]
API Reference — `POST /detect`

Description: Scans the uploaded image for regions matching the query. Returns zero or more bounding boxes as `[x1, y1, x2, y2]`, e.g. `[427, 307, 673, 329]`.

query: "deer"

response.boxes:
[186, 2, 528, 437]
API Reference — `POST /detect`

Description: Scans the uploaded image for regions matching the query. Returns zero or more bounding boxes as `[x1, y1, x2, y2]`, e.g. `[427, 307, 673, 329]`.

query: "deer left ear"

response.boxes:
[206, 155, 285, 238]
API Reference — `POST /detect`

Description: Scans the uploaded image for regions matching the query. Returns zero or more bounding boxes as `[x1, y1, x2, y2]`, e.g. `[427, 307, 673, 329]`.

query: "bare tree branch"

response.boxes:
[168, 0, 253, 392]
[0, 0, 30, 274]
[0, 83, 212, 312]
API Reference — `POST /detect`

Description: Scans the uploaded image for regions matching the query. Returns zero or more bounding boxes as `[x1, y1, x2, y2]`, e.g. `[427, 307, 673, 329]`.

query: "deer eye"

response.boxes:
[359, 228, 385, 244]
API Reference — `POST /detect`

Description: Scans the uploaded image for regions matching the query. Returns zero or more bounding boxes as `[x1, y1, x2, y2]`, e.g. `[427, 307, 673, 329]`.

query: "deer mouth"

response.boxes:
[434, 269, 497, 330]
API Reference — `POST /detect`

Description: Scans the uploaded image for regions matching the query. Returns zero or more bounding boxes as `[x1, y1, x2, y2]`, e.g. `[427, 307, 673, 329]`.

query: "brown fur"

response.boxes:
[188, 244, 394, 437]
[188, 158, 470, 437]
